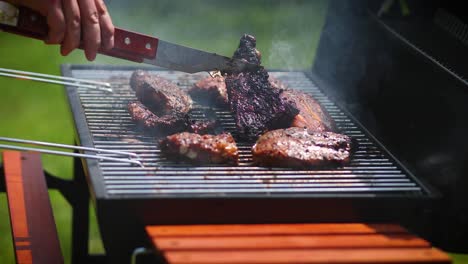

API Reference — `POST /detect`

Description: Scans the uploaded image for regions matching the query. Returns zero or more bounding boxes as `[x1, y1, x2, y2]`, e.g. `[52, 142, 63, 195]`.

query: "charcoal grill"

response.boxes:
[63, 64, 436, 262]
[63, 65, 433, 198]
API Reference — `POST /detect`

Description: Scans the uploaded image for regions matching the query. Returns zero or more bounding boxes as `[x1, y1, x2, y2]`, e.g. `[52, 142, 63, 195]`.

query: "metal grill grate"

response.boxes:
[64, 66, 431, 199]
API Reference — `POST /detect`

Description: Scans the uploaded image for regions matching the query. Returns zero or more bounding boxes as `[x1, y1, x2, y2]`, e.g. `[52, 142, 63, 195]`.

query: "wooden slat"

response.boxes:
[164, 248, 451, 264]
[15, 249, 32, 264]
[146, 223, 407, 237]
[3, 151, 64, 264]
[154, 234, 429, 250]
[146, 223, 452, 264]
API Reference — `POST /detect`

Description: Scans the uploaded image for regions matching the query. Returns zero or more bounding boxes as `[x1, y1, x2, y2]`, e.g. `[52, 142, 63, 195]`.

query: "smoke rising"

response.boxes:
[268, 35, 297, 71]
[93, 0, 328, 70]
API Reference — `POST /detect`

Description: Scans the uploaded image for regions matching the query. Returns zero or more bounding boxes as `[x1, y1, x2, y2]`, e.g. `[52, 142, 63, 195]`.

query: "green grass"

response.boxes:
[0, 1, 327, 263]
[451, 253, 468, 264]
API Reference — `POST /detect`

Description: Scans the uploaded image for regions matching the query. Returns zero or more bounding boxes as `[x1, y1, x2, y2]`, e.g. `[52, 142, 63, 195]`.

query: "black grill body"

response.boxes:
[64, 65, 436, 262]
[314, 0, 468, 252]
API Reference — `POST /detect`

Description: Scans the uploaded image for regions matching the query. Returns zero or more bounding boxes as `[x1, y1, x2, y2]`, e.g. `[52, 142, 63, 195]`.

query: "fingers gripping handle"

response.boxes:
[0, 5, 158, 62]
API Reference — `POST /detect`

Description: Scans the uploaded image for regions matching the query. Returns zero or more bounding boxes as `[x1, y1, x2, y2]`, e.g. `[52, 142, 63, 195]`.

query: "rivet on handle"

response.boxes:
[124, 37, 131, 45]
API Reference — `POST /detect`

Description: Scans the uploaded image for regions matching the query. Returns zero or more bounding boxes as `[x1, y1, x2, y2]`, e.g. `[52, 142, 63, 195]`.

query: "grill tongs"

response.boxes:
[0, 137, 143, 167]
[0, 67, 113, 93]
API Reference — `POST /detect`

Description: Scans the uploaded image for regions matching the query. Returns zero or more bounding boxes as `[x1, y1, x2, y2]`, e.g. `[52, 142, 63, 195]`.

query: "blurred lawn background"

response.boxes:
[0, 0, 466, 263]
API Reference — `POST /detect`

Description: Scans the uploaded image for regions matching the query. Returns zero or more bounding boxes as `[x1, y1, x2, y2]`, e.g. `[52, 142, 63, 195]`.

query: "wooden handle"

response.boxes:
[109, 28, 159, 62]
[0, 5, 158, 63]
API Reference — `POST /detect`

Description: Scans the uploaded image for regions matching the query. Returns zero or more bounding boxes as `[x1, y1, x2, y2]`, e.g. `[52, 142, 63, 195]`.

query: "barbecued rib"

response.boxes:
[160, 132, 239, 164]
[225, 34, 298, 140]
[252, 127, 351, 168]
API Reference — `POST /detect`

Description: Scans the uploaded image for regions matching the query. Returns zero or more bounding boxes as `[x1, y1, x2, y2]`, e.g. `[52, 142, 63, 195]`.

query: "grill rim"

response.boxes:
[62, 64, 438, 201]
[62, 64, 107, 201]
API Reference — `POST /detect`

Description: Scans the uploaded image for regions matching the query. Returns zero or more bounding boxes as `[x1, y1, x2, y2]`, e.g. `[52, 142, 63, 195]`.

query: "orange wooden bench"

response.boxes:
[146, 223, 452, 264]
[2, 151, 63, 264]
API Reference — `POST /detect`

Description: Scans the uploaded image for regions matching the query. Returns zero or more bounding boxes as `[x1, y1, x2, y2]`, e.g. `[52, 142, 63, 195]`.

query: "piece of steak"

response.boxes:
[280, 89, 336, 132]
[128, 101, 189, 135]
[130, 70, 192, 115]
[226, 34, 298, 140]
[188, 76, 228, 106]
[128, 101, 220, 135]
[160, 132, 239, 164]
[128, 70, 195, 135]
[252, 127, 351, 168]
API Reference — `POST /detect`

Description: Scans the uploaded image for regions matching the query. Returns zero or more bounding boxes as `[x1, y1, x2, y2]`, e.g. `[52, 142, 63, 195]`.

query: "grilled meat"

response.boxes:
[130, 70, 193, 115]
[233, 34, 262, 65]
[265, 76, 335, 132]
[128, 70, 195, 135]
[188, 75, 285, 107]
[226, 34, 299, 140]
[189, 120, 219, 135]
[280, 89, 336, 132]
[128, 101, 220, 135]
[269, 76, 288, 90]
[252, 127, 351, 168]
[160, 132, 239, 164]
[188, 76, 228, 106]
[128, 101, 189, 135]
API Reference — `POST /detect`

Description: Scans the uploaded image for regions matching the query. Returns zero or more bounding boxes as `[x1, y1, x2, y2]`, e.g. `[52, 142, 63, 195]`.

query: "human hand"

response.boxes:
[7, 0, 114, 61]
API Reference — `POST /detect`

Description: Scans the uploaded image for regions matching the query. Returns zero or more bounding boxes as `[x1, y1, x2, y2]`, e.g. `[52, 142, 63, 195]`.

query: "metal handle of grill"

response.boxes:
[0, 67, 113, 92]
[0, 137, 143, 167]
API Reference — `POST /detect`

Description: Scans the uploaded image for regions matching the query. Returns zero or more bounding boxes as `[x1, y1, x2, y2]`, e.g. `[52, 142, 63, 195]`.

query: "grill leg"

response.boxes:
[71, 155, 90, 264]
[98, 203, 150, 264]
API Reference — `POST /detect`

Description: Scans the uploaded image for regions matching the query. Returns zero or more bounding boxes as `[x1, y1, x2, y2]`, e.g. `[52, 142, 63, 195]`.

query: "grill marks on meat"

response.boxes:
[128, 70, 194, 135]
[160, 132, 239, 164]
[252, 127, 351, 168]
[188, 76, 228, 106]
[280, 89, 336, 132]
[226, 34, 299, 140]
